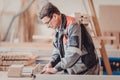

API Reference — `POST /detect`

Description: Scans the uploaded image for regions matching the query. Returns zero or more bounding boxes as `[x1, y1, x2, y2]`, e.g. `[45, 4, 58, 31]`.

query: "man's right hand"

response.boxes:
[41, 63, 52, 74]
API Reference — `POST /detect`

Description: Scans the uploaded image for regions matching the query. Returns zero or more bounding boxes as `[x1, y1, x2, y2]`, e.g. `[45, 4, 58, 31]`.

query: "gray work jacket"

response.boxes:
[50, 14, 99, 74]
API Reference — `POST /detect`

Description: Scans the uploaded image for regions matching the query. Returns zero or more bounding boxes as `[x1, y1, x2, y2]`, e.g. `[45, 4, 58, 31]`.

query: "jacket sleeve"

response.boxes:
[49, 33, 61, 67]
[54, 23, 85, 71]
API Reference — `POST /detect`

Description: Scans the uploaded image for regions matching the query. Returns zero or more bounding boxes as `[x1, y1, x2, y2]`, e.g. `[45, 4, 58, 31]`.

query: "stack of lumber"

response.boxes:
[0, 52, 38, 71]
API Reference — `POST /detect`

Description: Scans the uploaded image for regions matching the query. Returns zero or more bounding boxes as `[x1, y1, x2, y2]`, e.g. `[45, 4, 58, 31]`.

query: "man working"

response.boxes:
[38, 2, 100, 75]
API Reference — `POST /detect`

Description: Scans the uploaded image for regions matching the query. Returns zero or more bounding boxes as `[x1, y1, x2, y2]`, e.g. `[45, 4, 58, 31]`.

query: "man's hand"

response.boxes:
[41, 63, 52, 74]
[44, 68, 57, 74]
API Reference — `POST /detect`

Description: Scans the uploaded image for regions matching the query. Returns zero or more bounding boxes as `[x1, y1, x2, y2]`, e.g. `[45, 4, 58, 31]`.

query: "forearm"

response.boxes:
[50, 48, 61, 67]
[54, 47, 82, 71]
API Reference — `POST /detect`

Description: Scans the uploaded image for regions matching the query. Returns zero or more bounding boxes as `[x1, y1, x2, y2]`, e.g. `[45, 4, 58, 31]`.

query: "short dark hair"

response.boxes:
[39, 2, 60, 19]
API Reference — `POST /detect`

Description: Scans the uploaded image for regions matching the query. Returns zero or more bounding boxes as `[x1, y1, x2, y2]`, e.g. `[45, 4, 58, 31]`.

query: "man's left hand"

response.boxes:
[44, 68, 57, 74]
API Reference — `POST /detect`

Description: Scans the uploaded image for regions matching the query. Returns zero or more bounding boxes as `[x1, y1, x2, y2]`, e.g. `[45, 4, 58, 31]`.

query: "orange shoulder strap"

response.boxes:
[63, 16, 75, 44]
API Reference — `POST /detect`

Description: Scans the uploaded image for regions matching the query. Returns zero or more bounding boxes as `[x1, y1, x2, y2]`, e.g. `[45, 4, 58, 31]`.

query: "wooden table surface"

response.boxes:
[34, 74, 120, 80]
[1, 71, 120, 80]
[0, 71, 32, 80]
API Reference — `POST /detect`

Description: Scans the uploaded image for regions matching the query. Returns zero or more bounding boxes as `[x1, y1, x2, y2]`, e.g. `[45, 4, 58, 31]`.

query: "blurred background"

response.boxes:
[0, 0, 120, 43]
[0, 0, 120, 76]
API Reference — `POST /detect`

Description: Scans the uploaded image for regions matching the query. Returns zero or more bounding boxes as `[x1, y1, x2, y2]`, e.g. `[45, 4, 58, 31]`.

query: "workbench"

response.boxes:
[1, 71, 120, 80]
[0, 71, 32, 80]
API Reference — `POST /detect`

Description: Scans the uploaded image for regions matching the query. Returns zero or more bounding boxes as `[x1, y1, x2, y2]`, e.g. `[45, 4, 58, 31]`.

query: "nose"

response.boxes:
[47, 23, 52, 28]
[47, 24, 50, 27]
[47, 25, 51, 29]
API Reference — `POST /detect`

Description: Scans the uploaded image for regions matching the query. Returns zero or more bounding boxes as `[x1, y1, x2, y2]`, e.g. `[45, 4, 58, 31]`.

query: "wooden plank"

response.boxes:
[18, 0, 36, 42]
[113, 32, 119, 45]
[35, 74, 120, 80]
[103, 32, 112, 44]
[0, 11, 15, 15]
[0, 42, 53, 49]
[99, 5, 120, 32]
[88, 0, 112, 75]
